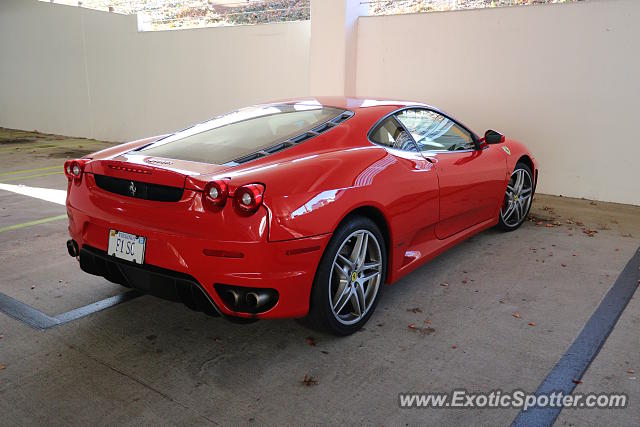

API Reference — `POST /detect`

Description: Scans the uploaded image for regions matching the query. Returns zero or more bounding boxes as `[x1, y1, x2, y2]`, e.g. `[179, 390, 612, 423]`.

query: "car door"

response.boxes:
[368, 114, 440, 255]
[395, 109, 507, 239]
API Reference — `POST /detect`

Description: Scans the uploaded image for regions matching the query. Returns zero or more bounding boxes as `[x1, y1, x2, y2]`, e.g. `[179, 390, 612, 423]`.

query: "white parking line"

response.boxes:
[0, 183, 66, 205]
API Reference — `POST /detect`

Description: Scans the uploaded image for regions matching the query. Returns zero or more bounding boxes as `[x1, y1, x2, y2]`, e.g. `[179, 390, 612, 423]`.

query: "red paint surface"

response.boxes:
[66, 97, 537, 318]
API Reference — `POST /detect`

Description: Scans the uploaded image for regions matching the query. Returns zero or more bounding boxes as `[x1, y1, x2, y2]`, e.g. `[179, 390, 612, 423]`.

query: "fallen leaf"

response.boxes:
[461, 280, 468, 284]
[561, 264, 567, 267]
[302, 374, 318, 386]
[305, 336, 317, 347]
[0, 363, 5, 371]
[408, 323, 415, 329]
[528, 322, 536, 326]
[408, 325, 435, 335]
[440, 282, 449, 287]
[452, 345, 457, 349]
[572, 379, 583, 385]
[628, 369, 635, 374]
[406, 307, 423, 313]
[424, 319, 431, 324]
[320, 350, 329, 355]
[512, 312, 521, 319]
[499, 299, 505, 304]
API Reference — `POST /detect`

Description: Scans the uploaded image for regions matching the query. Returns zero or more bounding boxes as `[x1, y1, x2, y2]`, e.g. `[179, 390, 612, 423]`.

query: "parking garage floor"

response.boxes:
[0, 128, 638, 425]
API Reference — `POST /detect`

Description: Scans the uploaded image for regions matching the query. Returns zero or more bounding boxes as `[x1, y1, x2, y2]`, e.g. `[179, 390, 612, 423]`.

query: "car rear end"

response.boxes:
[64, 102, 348, 319]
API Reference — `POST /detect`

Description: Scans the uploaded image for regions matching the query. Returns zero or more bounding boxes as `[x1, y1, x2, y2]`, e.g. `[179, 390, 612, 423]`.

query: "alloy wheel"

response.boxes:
[501, 168, 533, 227]
[328, 230, 383, 325]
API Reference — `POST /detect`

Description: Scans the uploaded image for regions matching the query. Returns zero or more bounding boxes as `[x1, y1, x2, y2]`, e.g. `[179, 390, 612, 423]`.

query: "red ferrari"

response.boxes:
[65, 97, 537, 335]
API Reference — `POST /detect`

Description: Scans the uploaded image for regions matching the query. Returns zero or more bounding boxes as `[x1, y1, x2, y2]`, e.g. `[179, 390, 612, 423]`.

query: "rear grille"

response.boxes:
[94, 174, 183, 202]
[79, 246, 220, 316]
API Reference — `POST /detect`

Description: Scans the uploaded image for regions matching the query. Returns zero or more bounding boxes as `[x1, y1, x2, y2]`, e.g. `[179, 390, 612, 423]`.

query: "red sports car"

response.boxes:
[65, 97, 537, 335]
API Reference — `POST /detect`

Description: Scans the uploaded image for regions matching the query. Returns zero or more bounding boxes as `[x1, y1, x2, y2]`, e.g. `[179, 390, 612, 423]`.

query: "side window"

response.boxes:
[396, 109, 475, 152]
[369, 117, 417, 152]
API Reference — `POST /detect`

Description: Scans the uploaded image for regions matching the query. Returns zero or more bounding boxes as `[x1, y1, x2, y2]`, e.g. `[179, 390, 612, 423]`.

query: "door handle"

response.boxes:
[424, 156, 438, 164]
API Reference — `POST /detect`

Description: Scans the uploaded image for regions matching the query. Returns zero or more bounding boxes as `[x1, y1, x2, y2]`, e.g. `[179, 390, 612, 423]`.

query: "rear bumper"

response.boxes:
[67, 205, 331, 319]
[79, 245, 222, 316]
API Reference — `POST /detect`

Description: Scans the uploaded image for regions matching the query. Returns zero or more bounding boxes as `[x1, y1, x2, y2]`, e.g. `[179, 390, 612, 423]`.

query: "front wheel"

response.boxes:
[307, 216, 386, 336]
[497, 162, 534, 231]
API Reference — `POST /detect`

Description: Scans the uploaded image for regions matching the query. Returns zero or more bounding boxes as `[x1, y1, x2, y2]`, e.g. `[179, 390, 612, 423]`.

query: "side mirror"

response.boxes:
[484, 130, 505, 145]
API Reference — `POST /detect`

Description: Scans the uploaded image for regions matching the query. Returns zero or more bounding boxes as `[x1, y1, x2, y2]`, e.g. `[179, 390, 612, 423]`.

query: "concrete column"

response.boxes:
[309, 0, 369, 97]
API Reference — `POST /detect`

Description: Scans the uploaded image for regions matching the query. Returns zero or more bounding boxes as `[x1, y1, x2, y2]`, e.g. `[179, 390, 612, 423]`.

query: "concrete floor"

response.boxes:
[0, 128, 638, 425]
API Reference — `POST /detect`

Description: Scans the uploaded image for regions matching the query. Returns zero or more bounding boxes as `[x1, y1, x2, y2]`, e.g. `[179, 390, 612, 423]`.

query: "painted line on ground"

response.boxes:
[0, 214, 67, 234]
[2, 171, 64, 182]
[0, 183, 67, 205]
[511, 246, 640, 427]
[0, 290, 142, 330]
[0, 165, 60, 176]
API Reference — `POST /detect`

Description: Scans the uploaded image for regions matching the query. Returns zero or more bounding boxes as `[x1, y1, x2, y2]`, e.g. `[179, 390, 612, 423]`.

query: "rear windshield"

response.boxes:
[137, 103, 345, 165]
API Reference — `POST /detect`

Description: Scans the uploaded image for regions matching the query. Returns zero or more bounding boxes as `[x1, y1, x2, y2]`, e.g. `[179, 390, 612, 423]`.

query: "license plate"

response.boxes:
[107, 230, 146, 264]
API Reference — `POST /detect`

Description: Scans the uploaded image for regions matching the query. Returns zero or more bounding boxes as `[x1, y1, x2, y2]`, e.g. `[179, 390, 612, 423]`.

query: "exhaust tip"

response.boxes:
[246, 291, 269, 309]
[224, 289, 240, 307]
[66, 239, 79, 257]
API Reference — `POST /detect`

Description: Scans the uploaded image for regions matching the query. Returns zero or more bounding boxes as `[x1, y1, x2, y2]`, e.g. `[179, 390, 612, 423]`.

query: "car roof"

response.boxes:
[266, 96, 431, 111]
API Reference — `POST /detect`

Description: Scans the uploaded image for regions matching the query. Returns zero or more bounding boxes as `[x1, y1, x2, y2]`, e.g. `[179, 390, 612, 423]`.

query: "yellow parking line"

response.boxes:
[0, 214, 67, 234]
[0, 165, 61, 176]
[2, 171, 64, 182]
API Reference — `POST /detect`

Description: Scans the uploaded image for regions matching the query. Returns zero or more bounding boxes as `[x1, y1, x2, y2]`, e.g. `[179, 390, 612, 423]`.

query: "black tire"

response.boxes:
[497, 162, 534, 231]
[306, 216, 387, 336]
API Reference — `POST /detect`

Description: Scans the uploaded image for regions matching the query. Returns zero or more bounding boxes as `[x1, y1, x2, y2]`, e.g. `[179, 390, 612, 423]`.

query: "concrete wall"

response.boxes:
[356, 0, 640, 205]
[1, 0, 639, 205]
[0, 0, 310, 141]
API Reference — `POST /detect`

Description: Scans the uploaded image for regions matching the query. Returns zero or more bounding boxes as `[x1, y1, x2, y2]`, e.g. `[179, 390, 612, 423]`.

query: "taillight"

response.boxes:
[234, 183, 265, 214]
[64, 159, 88, 183]
[203, 179, 230, 209]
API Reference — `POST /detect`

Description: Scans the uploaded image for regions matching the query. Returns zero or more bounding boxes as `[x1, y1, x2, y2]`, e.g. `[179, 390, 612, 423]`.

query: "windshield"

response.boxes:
[138, 103, 345, 165]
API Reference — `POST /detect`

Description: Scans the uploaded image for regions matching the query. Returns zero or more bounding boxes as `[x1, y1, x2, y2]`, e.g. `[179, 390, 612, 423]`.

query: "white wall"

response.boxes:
[1, 0, 639, 205]
[0, 0, 310, 141]
[356, 0, 640, 205]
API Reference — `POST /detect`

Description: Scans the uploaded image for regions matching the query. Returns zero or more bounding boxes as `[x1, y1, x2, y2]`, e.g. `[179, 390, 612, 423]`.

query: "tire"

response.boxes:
[497, 162, 534, 231]
[306, 216, 387, 336]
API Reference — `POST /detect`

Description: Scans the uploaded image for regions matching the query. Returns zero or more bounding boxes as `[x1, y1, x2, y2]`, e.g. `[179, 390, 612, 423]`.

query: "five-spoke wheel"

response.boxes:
[307, 216, 386, 335]
[498, 162, 534, 230]
[329, 230, 382, 325]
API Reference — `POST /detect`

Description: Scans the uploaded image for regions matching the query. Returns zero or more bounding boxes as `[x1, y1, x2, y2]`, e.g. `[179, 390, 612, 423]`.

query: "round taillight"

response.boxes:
[64, 159, 87, 182]
[203, 179, 229, 209]
[235, 183, 265, 214]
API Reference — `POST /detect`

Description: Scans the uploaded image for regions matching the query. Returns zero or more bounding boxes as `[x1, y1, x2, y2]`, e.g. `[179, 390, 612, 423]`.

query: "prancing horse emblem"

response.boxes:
[129, 181, 137, 197]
